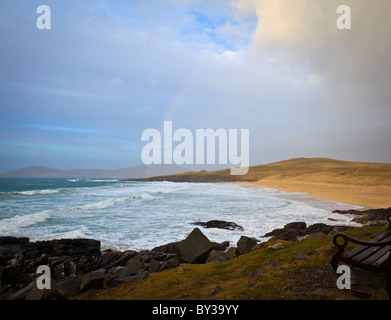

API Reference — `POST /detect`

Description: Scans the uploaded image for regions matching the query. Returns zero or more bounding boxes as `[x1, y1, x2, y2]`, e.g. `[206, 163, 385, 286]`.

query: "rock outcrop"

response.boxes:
[263, 222, 352, 241]
[191, 220, 244, 231]
[332, 207, 391, 226]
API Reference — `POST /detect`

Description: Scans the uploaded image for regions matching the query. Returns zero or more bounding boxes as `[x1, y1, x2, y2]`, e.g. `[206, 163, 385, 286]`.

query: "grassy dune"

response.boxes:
[130, 158, 391, 208]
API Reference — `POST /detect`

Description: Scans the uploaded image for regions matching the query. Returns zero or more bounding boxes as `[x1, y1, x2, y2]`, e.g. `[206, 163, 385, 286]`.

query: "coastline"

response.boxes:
[234, 179, 391, 209]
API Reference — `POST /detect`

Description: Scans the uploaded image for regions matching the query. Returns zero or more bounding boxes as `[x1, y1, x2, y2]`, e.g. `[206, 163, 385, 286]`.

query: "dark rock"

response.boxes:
[193, 278, 202, 287]
[148, 259, 161, 273]
[305, 223, 328, 234]
[237, 236, 258, 255]
[25, 287, 62, 300]
[100, 250, 137, 270]
[289, 254, 311, 263]
[206, 250, 227, 263]
[0, 237, 29, 246]
[2, 258, 22, 286]
[121, 255, 145, 277]
[248, 268, 266, 280]
[160, 257, 179, 271]
[177, 228, 213, 264]
[250, 243, 265, 252]
[53, 275, 81, 297]
[284, 222, 306, 230]
[211, 241, 230, 251]
[9, 282, 36, 300]
[209, 285, 221, 298]
[80, 270, 106, 292]
[191, 220, 244, 231]
[152, 242, 180, 254]
[306, 249, 320, 256]
[224, 247, 237, 259]
[264, 222, 353, 241]
[332, 207, 391, 226]
[114, 270, 149, 283]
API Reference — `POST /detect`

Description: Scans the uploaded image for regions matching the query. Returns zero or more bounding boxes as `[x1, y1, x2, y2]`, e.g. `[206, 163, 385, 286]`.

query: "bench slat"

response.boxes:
[361, 246, 391, 267]
[372, 251, 390, 267]
[342, 229, 391, 260]
[352, 247, 382, 264]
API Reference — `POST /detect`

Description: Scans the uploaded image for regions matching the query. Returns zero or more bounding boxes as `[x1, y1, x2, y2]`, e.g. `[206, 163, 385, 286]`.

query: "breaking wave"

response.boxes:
[70, 193, 155, 211]
[0, 210, 51, 234]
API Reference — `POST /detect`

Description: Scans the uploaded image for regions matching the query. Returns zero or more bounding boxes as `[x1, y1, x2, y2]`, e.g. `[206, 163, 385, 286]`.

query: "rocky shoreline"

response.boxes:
[1, 207, 389, 300]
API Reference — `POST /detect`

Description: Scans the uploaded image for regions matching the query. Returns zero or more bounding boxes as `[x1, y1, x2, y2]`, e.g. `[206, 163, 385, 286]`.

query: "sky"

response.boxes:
[0, 0, 391, 172]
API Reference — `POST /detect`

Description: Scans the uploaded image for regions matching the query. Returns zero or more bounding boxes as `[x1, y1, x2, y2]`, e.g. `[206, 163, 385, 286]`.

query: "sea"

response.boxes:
[0, 178, 362, 251]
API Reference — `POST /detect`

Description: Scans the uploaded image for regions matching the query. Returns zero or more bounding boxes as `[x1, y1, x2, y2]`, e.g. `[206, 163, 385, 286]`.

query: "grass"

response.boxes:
[77, 225, 390, 300]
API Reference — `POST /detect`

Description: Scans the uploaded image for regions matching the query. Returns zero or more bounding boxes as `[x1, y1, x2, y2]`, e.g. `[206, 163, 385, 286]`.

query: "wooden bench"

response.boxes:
[331, 215, 391, 299]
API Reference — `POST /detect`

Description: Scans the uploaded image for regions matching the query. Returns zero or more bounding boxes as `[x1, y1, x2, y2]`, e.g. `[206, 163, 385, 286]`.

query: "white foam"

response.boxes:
[0, 210, 51, 233]
[70, 193, 154, 211]
[44, 227, 90, 240]
[11, 189, 61, 196]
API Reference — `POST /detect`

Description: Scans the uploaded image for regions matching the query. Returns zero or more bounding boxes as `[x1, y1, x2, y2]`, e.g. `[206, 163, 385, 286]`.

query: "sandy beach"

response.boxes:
[133, 158, 391, 209]
[239, 179, 391, 209]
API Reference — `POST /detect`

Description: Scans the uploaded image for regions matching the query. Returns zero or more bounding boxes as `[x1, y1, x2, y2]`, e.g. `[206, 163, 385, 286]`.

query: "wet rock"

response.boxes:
[191, 220, 244, 231]
[284, 222, 306, 230]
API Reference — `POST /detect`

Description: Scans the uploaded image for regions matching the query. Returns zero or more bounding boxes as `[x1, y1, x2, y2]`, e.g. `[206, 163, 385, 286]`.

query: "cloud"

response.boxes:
[235, 0, 391, 98]
[1, 0, 391, 171]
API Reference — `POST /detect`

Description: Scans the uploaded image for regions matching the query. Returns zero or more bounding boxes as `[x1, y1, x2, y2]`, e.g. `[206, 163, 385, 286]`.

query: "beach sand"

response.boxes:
[238, 179, 391, 209]
[132, 157, 391, 209]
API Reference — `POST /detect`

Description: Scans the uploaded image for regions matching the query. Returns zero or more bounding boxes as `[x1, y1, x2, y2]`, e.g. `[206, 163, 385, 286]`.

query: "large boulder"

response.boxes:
[120, 255, 145, 277]
[237, 236, 258, 255]
[176, 228, 213, 264]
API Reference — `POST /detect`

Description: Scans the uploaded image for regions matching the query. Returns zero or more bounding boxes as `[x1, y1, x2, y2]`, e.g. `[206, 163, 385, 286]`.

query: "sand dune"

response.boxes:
[130, 158, 391, 208]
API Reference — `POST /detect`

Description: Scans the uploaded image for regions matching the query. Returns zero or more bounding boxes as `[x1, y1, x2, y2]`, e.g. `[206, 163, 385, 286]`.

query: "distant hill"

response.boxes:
[126, 157, 391, 185]
[0, 164, 189, 179]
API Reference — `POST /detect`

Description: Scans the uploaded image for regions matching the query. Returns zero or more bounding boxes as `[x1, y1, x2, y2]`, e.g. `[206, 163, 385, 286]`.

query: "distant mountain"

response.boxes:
[0, 164, 189, 179]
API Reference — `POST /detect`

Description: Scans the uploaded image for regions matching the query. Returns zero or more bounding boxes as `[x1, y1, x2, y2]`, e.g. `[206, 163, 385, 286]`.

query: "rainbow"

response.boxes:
[143, 67, 200, 178]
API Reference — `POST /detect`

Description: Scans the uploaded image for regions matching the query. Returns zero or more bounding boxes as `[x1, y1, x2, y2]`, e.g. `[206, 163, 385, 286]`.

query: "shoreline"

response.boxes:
[234, 179, 391, 209]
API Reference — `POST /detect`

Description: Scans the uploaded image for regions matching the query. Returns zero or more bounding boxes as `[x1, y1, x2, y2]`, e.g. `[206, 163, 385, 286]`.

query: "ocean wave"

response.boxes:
[67, 179, 119, 182]
[10, 189, 61, 196]
[0, 210, 51, 233]
[44, 227, 90, 240]
[70, 193, 155, 211]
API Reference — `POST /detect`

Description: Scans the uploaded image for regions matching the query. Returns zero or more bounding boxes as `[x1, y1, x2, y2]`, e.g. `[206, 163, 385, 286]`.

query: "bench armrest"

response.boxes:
[333, 233, 391, 249]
